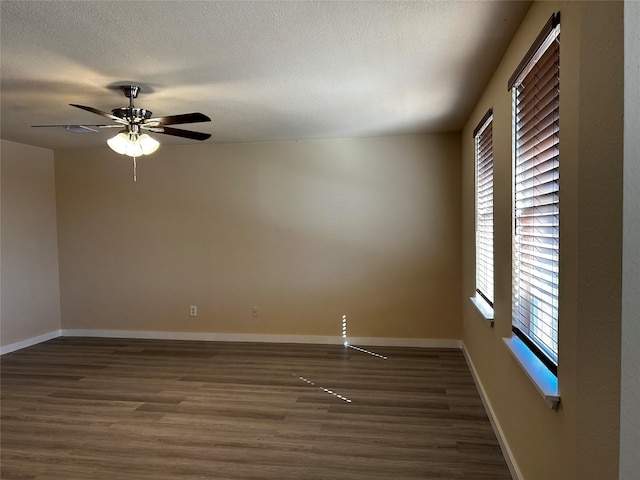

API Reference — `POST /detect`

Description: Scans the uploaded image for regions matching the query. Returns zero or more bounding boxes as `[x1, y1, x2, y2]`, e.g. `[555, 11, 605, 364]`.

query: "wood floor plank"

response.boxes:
[1, 337, 511, 479]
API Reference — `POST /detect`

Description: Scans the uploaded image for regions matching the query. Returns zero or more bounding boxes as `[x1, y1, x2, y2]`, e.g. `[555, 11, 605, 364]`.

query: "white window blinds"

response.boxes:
[474, 111, 494, 308]
[511, 13, 560, 372]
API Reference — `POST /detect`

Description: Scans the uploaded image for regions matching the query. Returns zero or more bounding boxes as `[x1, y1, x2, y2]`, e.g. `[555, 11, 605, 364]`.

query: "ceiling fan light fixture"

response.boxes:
[107, 131, 159, 157]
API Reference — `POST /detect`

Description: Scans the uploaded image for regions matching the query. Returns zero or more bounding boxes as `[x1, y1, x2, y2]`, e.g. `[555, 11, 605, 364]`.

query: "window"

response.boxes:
[474, 109, 494, 316]
[510, 12, 560, 374]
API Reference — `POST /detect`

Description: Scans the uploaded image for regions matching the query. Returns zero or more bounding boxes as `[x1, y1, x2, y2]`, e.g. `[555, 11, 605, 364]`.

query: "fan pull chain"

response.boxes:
[133, 156, 137, 182]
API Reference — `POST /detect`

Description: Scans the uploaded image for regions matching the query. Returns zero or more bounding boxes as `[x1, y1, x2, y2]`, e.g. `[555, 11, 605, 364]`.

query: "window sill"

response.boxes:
[470, 296, 494, 326]
[502, 336, 560, 409]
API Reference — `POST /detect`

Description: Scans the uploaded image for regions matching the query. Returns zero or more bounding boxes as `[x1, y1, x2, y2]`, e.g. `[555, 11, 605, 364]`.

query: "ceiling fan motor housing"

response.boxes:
[111, 107, 152, 123]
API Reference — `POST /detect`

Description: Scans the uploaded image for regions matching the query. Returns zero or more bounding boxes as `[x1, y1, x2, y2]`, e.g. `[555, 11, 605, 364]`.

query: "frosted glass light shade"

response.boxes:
[124, 139, 144, 157]
[107, 133, 130, 155]
[138, 134, 160, 155]
[107, 132, 160, 157]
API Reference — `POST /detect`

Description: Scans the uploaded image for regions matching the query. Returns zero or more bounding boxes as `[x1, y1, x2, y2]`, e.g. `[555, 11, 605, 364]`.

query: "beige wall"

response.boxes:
[55, 133, 462, 340]
[462, 2, 623, 480]
[1, 139, 61, 347]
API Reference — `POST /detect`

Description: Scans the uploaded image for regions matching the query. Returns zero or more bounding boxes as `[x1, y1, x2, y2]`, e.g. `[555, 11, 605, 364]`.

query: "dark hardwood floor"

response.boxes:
[1, 337, 511, 479]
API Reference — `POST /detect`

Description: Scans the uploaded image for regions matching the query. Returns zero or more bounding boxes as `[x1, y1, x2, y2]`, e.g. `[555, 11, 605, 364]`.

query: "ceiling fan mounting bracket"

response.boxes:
[120, 85, 140, 99]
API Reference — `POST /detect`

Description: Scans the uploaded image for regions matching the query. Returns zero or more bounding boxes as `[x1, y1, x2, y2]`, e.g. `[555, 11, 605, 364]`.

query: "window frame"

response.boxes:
[510, 12, 561, 376]
[473, 109, 495, 317]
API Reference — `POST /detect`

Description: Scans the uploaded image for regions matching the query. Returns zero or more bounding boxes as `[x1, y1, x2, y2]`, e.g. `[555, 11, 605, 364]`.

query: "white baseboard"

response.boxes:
[348, 336, 461, 349]
[61, 329, 462, 349]
[0, 329, 62, 355]
[61, 329, 342, 345]
[462, 343, 522, 480]
[1, 328, 461, 354]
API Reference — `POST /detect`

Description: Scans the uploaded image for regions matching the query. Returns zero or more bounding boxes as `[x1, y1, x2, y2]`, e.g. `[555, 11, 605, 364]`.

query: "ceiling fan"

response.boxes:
[33, 85, 212, 181]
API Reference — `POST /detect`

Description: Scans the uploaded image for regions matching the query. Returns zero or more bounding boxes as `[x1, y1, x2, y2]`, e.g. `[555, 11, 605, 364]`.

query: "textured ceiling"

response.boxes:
[0, 1, 530, 149]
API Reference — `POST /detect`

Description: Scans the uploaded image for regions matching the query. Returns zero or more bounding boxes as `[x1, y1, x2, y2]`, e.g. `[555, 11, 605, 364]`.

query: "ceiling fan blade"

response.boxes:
[145, 112, 211, 126]
[32, 123, 122, 128]
[32, 124, 100, 133]
[148, 126, 211, 141]
[70, 104, 128, 124]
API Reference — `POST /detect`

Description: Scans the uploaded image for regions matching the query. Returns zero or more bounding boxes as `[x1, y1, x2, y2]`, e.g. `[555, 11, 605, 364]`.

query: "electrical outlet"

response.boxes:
[190, 305, 198, 317]
[252, 306, 259, 317]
